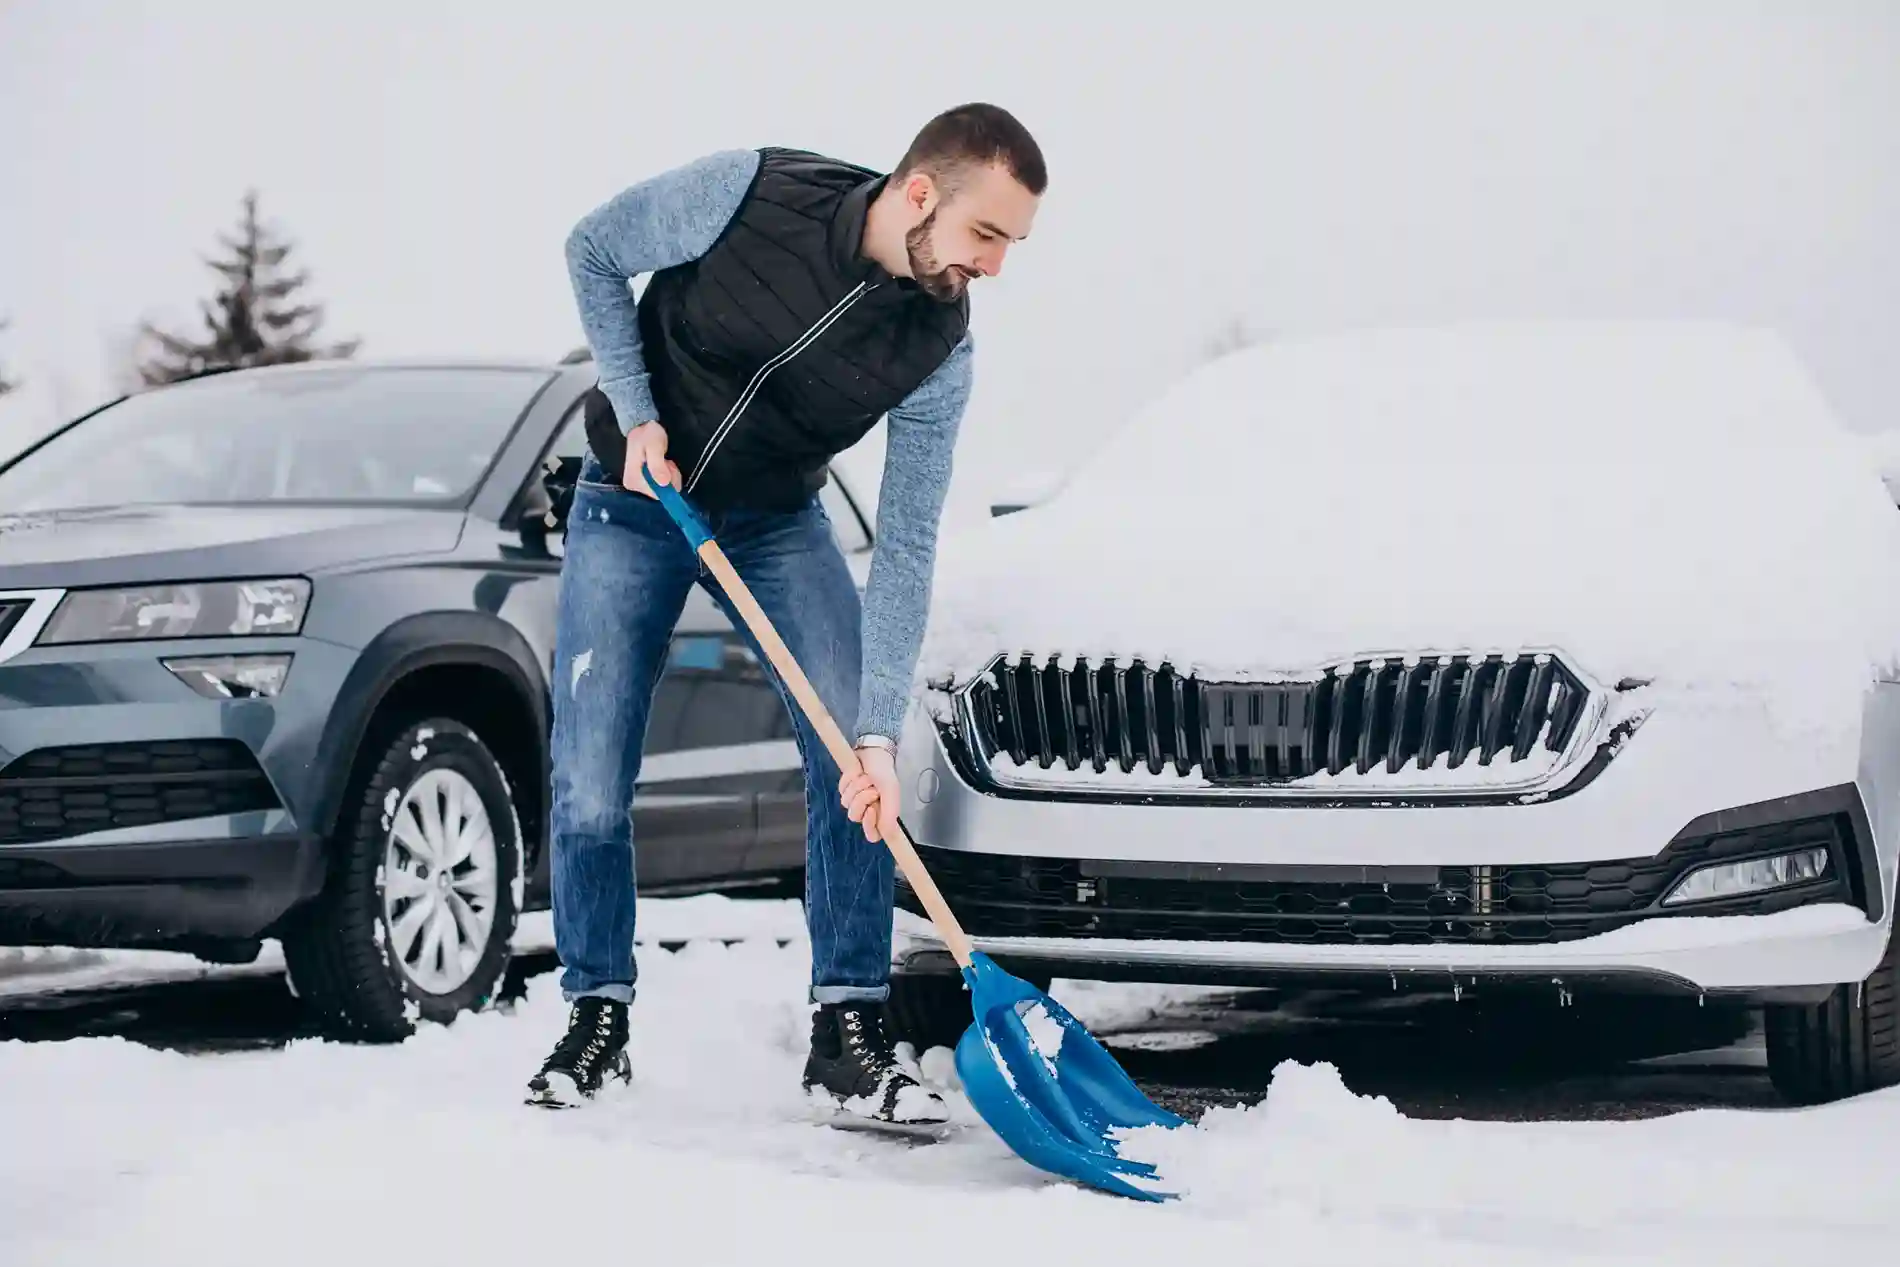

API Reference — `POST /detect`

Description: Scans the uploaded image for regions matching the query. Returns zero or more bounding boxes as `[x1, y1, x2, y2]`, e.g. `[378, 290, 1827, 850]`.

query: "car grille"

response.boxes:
[897, 812, 1858, 947]
[952, 651, 1597, 791]
[0, 740, 280, 848]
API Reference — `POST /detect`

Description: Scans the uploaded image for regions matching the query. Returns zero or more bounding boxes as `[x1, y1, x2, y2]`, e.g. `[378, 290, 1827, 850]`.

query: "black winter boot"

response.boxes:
[525, 997, 631, 1108]
[802, 1001, 950, 1125]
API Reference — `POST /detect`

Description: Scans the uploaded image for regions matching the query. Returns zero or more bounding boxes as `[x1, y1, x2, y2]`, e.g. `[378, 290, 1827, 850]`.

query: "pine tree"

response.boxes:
[1201, 314, 1270, 365]
[0, 316, 17, 397]
[136, 189, 360, 386]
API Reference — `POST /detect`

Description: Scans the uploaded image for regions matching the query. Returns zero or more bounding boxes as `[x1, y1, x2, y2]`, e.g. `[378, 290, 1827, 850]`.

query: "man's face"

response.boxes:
[901, 162, 1039, 302]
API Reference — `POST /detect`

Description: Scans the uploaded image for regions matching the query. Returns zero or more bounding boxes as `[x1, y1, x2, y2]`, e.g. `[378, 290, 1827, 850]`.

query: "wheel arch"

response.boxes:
[308, 612, 551, 870]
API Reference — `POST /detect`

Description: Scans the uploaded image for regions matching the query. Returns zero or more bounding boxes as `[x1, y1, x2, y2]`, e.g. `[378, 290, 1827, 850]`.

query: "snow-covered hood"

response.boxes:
[924, 323, 1900, 735]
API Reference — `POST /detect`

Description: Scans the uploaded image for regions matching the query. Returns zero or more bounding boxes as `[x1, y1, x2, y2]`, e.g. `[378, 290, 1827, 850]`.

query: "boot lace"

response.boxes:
[545, 1000, 617, 1078]
[839, 1006, 902, 1081]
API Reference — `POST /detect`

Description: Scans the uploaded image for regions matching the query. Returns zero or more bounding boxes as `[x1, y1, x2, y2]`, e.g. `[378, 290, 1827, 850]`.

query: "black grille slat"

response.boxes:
[1171, 674, 1191, 777]
[901, 812, 1854, 947]
[1111, 663, 1135, 773]
[1140, 668, 1163, 776]
[1198, 679, 1215, 779]
[0, 740, 278, 848]
[1547, 675, 1584, 752]
[968, 651, 1593, 787]
[1089, 664, 1110, 773]
[1324, 670, 1348, 776]
[1417, 657, 1450, 769]
[1240, 689, 1256, 777]
[1271, 687, 1290, 777]
[998, 662, 1027, 765]
[1062, 660, 1084, 771]
[1447, 659, 1483, 770]
[1224, 688, 1241, 779]
[1029, 658, 1055, 768]
[1513, 656, 1555, 760]
[1282, 686, 1305, 778]
[1354, 663, 1379, 776]
[1478, 656, 1512, 765]
[1387, 661, 1417, 774]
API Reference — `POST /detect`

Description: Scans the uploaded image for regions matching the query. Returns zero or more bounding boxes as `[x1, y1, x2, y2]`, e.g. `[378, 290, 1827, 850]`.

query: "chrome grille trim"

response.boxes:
[947, 648, 1611, 801]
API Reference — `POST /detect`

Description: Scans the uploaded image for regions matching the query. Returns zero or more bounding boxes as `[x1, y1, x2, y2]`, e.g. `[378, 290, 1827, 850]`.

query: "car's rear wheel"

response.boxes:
[282, 716, 522, 1042]
[1764, 918, 1900, 1103]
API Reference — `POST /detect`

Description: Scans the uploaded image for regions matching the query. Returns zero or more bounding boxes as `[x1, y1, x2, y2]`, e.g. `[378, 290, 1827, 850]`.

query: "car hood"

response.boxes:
[921, 324, 1900, 740]
[0, 503, 465, 588]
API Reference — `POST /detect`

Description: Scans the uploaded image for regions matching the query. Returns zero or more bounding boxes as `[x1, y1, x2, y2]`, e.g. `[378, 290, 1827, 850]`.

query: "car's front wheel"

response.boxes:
[1764, 918, 1900, 1103]
[283, 717, 522, 1041]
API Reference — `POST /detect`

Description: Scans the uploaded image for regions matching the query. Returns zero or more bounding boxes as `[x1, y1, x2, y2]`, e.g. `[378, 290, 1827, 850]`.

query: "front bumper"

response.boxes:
[0, 822, 325, 947]
[892, 677, 1900, 997]
[1, 593, 355, 947]
[890, 904, 1881, 1003]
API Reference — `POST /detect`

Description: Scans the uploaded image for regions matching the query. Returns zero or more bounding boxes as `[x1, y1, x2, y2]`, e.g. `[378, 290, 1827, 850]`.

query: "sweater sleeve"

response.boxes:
[564, 148, 760, 434]
[853, 330, 974, 743]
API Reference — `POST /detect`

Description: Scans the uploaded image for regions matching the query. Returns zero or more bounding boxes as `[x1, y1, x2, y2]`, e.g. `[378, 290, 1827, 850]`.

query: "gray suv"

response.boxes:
[0, 357, 879, 1039]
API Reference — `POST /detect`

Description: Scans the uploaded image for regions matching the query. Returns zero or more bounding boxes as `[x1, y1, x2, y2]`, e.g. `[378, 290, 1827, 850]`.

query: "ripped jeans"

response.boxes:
[546, 455, 893, 1007]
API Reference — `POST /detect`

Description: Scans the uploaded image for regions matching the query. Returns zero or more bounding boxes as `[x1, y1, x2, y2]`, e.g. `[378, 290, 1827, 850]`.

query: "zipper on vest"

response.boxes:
[684, 280, 878, 495]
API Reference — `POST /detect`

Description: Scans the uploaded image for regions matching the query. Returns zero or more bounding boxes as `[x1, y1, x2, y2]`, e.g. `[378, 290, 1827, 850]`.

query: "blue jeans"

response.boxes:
[548, 455, 892, 1007]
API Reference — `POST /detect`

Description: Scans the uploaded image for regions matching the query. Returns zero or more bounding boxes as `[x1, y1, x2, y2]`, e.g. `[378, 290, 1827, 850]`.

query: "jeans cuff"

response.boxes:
[563, 984, 635, 1004]
[810, 984, 890, 1005]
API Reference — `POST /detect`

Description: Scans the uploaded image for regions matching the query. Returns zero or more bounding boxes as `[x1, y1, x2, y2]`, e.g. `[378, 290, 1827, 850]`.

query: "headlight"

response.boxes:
[36, 579, 310, 645]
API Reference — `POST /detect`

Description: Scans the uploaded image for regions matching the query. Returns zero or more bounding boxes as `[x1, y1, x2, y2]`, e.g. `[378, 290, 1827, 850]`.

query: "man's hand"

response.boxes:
[623, 419, 682, 497]
[839, 744, 900, 844]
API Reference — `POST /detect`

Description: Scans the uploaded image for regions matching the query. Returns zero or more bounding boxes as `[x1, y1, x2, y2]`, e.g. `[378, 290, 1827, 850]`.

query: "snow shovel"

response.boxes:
[640, 466, 1189, 1201]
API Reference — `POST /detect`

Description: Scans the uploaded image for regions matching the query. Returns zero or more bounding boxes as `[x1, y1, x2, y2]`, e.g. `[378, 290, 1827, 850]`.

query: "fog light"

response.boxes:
[163, 653, 292, 699]
[1661, 847, 1830, 907]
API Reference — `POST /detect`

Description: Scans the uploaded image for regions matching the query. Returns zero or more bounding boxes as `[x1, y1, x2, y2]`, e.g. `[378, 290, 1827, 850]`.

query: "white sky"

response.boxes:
[3, 0, 1897, 521]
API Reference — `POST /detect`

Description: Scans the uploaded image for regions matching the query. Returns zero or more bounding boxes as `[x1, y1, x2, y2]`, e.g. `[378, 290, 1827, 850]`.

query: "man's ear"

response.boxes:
[903, 171, 937, 216]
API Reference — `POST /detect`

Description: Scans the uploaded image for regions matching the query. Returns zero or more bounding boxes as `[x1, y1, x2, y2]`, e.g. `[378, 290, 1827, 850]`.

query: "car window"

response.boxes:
[546, 398, 590, 464]
[0, 366, 552, 512]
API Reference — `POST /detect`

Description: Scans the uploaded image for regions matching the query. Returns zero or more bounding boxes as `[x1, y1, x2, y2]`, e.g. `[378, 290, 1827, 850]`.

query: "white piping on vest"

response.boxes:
[684, 280, 876, 495]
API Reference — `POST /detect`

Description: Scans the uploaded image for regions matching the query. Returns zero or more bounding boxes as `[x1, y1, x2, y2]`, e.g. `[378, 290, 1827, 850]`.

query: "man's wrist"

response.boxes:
[853, 733, 897, 755]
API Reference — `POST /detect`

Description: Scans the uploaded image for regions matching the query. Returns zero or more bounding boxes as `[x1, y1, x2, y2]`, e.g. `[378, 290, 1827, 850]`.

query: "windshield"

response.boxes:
[0, 365, 551, 512]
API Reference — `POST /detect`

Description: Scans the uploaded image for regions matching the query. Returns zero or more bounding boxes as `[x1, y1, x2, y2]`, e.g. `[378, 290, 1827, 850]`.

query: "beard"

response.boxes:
[904, 209, 972, 303]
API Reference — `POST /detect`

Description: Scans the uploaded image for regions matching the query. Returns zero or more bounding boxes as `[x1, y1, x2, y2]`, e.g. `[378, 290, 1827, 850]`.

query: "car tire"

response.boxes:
[1764, 918, 1900, 1104]
[887, 971, 973, 1053]
[282, 717, 523, 1042]
[886, 967, 1056, 1053]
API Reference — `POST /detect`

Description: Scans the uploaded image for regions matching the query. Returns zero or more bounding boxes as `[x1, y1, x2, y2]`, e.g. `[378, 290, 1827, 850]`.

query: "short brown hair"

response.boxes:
[894, 102, 1046, 198]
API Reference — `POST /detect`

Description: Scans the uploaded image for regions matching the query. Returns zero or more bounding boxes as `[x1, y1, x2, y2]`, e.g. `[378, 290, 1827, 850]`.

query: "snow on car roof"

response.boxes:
[922, 321, 1900, 742]
[1077, 321, 1841, 476]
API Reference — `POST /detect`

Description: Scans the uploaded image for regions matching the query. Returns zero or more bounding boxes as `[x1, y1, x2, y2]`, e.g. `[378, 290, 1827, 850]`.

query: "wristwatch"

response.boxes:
[853, 733, 897, 754]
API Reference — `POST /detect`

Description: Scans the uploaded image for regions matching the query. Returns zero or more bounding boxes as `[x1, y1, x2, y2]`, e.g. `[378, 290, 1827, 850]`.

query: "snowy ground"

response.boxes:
[4, 900, 1897, 1266]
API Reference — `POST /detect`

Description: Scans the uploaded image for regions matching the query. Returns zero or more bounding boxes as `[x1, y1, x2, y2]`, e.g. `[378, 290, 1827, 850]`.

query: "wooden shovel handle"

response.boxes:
[698, 544, 976, 968]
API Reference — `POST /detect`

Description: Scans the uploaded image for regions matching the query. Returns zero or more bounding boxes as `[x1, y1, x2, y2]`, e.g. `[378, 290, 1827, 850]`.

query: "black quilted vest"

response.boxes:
[583, 146, 970, 513]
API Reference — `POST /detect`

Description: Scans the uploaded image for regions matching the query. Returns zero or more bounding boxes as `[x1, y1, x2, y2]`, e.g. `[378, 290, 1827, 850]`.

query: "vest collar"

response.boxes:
[828, 173, 920, 291]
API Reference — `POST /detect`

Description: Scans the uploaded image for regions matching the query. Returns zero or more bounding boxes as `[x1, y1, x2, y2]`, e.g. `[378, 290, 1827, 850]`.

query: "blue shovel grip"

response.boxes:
[642, 464, 713, 551]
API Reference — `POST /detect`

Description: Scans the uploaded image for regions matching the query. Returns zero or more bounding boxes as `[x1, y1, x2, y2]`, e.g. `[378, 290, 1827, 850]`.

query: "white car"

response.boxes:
[887, 321, 1900, 1104]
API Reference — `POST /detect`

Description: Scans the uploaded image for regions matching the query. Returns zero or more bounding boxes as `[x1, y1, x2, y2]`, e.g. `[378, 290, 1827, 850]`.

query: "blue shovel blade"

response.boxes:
[953, 951, 1189, 1201]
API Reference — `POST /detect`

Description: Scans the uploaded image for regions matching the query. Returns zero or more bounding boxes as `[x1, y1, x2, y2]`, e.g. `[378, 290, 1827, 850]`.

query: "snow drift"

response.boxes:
[922, 322, 1900, 740]
[4, 918, 1897, 1266]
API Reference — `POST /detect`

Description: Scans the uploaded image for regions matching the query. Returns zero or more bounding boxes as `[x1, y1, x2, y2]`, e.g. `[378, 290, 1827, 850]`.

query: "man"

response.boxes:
[527, 103, 1045, 1126]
